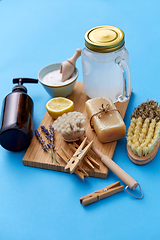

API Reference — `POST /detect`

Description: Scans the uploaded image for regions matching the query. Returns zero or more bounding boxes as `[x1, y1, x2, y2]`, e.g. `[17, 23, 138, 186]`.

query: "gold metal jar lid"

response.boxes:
[85, 26, 125, 53]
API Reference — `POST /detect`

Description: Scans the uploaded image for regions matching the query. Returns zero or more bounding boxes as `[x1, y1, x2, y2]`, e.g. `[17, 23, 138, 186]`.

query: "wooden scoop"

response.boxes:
[60, 48, 82, 82]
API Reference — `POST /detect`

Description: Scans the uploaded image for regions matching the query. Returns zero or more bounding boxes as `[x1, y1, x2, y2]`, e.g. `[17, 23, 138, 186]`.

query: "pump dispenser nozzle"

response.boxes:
[12, 78, 38, 93]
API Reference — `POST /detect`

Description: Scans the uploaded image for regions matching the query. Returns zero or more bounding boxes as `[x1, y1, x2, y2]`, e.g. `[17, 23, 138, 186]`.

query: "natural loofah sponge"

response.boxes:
[52, 111, 86, 142]
[127, 100, 160, 157]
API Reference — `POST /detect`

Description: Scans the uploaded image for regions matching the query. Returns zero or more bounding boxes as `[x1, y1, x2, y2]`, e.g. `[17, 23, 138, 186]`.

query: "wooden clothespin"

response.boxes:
[80, 181, 124, 206]
[68, 143, 95, 171]
[72, 142, 100, 169]
[65, 137, 94, 174]
[57, 147, 89, 181]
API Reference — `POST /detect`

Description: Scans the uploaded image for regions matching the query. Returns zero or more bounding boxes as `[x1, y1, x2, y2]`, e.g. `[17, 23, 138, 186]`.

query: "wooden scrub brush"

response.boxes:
[127, 100, 160, 165]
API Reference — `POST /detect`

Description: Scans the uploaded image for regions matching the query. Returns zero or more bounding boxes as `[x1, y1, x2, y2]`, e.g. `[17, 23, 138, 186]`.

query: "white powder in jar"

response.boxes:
[42, 70, 76, 86]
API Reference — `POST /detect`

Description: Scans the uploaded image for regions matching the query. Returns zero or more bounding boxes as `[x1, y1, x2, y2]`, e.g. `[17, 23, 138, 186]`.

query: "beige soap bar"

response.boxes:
[85, 97, 126, 143]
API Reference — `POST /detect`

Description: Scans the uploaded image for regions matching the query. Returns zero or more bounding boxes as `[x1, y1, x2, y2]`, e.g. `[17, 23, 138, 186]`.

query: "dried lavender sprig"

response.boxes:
[45, 134, 54, 141]
[49, 125, 54, 134]
[41, 125, 49, 135]
[35, 129, 52, 155]
[47, 142, 59, 165]
[39, 125, 59, 165]
[48, 125, 59, 165]
[47, 142, 55, 149]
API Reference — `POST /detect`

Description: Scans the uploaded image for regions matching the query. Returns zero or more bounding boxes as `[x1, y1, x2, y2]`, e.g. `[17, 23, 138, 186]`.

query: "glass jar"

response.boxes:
[81, 26, 131, 102]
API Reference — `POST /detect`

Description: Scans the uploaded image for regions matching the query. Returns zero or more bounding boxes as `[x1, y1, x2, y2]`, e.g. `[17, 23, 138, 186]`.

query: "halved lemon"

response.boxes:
[46, 97, 74, 119]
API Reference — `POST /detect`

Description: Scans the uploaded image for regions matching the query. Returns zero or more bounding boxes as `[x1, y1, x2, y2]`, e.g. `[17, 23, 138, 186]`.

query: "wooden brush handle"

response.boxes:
[91, 145, 138, 190]
[101, 155, 138, 190]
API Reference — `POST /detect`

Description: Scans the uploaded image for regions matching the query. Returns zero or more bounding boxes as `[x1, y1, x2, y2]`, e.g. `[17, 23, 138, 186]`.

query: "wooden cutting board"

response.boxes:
[23, 82, 131, 179]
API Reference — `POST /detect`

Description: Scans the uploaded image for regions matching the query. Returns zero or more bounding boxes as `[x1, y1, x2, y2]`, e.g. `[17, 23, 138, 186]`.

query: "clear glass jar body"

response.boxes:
[81, 45, 130, 102]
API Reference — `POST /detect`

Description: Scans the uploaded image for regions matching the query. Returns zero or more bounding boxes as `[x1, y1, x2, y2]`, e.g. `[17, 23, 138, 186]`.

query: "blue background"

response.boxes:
[0, 0, 160, 239]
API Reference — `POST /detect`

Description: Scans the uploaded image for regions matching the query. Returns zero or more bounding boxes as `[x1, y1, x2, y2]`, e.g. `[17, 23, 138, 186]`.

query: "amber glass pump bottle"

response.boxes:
[0, 78, 38, 152]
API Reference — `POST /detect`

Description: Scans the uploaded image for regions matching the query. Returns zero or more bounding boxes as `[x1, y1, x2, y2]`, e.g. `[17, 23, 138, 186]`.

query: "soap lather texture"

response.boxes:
[85, 97, 126, 143]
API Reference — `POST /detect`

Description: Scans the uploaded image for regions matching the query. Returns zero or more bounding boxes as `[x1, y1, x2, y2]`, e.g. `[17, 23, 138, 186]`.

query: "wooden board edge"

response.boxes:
[22, 159, 108, 179]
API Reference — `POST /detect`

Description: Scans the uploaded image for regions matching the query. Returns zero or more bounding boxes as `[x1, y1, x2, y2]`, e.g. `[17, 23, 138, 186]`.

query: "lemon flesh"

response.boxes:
[46, 97, 74, 119]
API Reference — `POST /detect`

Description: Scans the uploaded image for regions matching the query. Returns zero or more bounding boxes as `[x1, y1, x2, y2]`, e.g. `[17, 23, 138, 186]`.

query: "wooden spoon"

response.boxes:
[60, 48, 82, 82]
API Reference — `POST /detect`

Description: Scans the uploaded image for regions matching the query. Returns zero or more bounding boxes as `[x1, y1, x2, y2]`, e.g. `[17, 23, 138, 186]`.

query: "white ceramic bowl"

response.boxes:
[38, 63, 78, 97]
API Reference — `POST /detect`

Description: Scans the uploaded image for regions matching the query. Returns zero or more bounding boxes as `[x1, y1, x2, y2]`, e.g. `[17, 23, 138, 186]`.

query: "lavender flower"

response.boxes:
[46, 125, 58, 165]
[35, 130, 41, 139]
[47, 142, 55, 149]
[41, 125, 49, 135]
[35, 126, 59, 165]
[49, 125, 54, 134]
[35, 129, 49, 151]
[42, 145, 48, 150]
